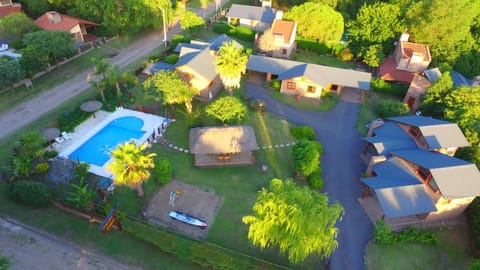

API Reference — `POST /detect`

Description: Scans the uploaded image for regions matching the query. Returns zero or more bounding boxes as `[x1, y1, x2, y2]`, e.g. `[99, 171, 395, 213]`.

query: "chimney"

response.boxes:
[261, 0, 271, 7]
[366, 155, 387, 176]
[399, 33, 410, 42]
[472, 75, 480, 87]
[46, 11, 62, 24]
[275, 10, 283, 20]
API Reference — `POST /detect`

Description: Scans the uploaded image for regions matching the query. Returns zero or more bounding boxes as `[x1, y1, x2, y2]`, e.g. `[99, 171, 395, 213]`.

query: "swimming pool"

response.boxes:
[68, 116, 146, 166]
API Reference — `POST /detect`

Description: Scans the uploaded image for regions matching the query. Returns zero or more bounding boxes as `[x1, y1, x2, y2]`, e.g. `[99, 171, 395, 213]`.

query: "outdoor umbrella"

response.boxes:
[41, 127, 61, 142]
[80, 100, 103, 118]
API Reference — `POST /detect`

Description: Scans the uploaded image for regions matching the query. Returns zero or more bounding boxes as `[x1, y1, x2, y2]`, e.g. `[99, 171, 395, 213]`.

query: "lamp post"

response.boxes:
[161, 8, 167, 48]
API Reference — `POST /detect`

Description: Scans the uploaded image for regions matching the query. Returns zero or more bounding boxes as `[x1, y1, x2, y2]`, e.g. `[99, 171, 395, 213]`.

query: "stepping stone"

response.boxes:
[285, 143, 290, 146]
[262, 146, 267, 149]
[178, 147, 183, 151]
[280, 144, 285, 147]
[274, 144, 279, 148]
[184, 149, 189, 153]
[173, 146, 178, 150]
[168, 144, 173, 147]
[268, 145, 272, 149]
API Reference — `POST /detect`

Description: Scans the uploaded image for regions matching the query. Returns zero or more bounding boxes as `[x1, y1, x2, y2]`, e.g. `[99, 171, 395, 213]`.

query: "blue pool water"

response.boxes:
[69, 116, 146, 166]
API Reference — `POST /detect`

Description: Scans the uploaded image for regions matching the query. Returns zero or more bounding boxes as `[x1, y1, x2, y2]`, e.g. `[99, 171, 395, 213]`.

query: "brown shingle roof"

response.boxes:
[271, 20, 295, 44]
[189, 126, 259, 154]
[399, 41, 430, 61]
[379, 57, 415, 83]
[35, 12, 98, 32]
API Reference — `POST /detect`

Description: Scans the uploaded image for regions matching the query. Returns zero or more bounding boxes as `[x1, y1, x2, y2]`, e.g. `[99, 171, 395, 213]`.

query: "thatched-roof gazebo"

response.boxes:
[189, 126, 259, 167]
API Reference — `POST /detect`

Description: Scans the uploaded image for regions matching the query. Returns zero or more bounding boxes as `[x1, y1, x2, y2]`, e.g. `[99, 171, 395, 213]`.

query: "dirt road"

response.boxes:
[0, 217, 137, 270]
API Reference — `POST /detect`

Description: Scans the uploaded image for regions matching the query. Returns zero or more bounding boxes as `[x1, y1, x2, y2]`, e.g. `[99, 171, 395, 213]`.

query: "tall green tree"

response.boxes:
[22, 31, 75, 63]
[347, 2, 404, 58]
[205, 96, 247, 125]
[179, 11, 205, 37]
[243, 178, 344, 264]
[419, 71, 454, 118]
[0, 57, 25, 92]
[215, 42, 248, 95]
[143, 70, 198, 114]
[362, 44, 385, 68]
[93, 58, 111, 79]
[454, 49, 480, 79]
[284, 2, 344, 43]
[405, 0, 479, 63]
[65, 0, 173, 35]
[0, 12, 38, 43]
[107, 142, 156, 197]
[105, 65, 137, 97]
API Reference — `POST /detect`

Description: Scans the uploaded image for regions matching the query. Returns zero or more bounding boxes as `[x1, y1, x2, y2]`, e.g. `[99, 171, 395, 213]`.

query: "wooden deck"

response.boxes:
[194, 152, 254, 167]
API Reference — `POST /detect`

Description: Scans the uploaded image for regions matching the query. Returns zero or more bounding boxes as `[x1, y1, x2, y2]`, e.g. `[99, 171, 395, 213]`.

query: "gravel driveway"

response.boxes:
[245, 82, 373, 270]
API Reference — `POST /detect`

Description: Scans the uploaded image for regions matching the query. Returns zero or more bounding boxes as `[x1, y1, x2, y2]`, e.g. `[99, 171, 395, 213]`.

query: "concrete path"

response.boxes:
[245, 82, 373, 270]
[0, 2, 227, 141]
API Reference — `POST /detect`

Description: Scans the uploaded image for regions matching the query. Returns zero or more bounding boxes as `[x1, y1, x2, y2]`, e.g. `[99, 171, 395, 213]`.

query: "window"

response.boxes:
[307, 85, 316, 93]
[287, 82, 296, 90]
[282, 49, 287, 55]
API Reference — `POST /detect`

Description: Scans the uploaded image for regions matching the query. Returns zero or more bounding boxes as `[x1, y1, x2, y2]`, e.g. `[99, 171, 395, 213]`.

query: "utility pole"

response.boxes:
[161, 8, 167, 48]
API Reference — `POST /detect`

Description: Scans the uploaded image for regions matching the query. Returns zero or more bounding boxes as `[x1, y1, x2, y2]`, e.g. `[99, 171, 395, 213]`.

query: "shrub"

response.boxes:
[337, 48, 354, 62]
[148, 54, 163, 63]
[44, 149, 58, 159]
[9, 180, 52, 207]
[74, 163, 90, 180]
[469, 259, 480, 270]
[35, 162, 49, 174]
[468, 198, 480, 247]
[374, 220, 395, 244]
[292, 140, 320, 176]
[370, 78, 408, 97]
[235, 26, 255, 41]
[290, 126, 316, 141]
[165, 54, 179, 64]
[295, 37, 330, 54]
[374, 220, 438, 245]
[171, 34, 191, 50]
[212, 23, 235, 35]
[185, 108, 204, 128]
[57, 107, 92, 132]
[308, 168, 324, 189]
[376, 99, 409, 118]
[271, 79, 281, 91]
[153, 158, 173, 184]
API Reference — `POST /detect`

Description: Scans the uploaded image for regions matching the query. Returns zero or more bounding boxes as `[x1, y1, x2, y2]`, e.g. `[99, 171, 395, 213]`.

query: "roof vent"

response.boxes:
[46, 11, 62, 24]
[399, 33, 410, 42]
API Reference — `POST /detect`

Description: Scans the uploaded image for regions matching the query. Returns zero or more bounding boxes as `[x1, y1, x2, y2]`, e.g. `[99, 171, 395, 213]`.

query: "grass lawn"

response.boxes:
[365, 225, 474, 270]
[292, 50, 353, 69]
[269, 89, 339, 112]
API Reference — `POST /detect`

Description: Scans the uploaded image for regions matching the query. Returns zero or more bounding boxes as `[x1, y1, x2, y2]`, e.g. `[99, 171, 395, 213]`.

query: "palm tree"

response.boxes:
[93, 58, 111, 79]
[106, 65, 138, 98]
[215, 42, 248, 96]
[107, 142, 156, 197]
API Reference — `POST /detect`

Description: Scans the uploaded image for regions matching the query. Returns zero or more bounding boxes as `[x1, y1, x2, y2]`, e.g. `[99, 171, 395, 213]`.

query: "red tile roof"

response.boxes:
[379, 57, 415, 83]
[0, 4, 21, 18]
[271, 20, 295, 44]
[35, 12, 98, 32]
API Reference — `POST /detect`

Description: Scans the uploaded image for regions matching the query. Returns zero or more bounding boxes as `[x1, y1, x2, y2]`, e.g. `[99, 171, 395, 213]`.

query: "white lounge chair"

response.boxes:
[52, 142, 61, 150]
[61, 131, 72, 140]
[55, 137, 65, 143]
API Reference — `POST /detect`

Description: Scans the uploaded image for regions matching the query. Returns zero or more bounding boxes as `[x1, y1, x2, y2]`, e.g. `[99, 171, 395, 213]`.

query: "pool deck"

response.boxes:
[58, 109, 166, 177]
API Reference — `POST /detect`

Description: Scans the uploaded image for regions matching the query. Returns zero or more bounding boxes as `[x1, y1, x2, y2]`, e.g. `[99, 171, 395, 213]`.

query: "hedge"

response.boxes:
[9, 180, 53, 207]
[376, 99, 409, 118]
[123, 218, 288, 270]
[374, 220, 438, 245]
[211, 23, 257, 42]
[290, 126, 316, 141]
[370, 78, 408, 98]
[235, 26, 255, 42]
[57, 107, 93, 132]
[212, 23, 236, 36]
[295, 37, 330, 54]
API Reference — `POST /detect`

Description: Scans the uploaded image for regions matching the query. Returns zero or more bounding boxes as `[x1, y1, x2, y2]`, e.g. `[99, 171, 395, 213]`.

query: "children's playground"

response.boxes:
[143, 179, 222, 239]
